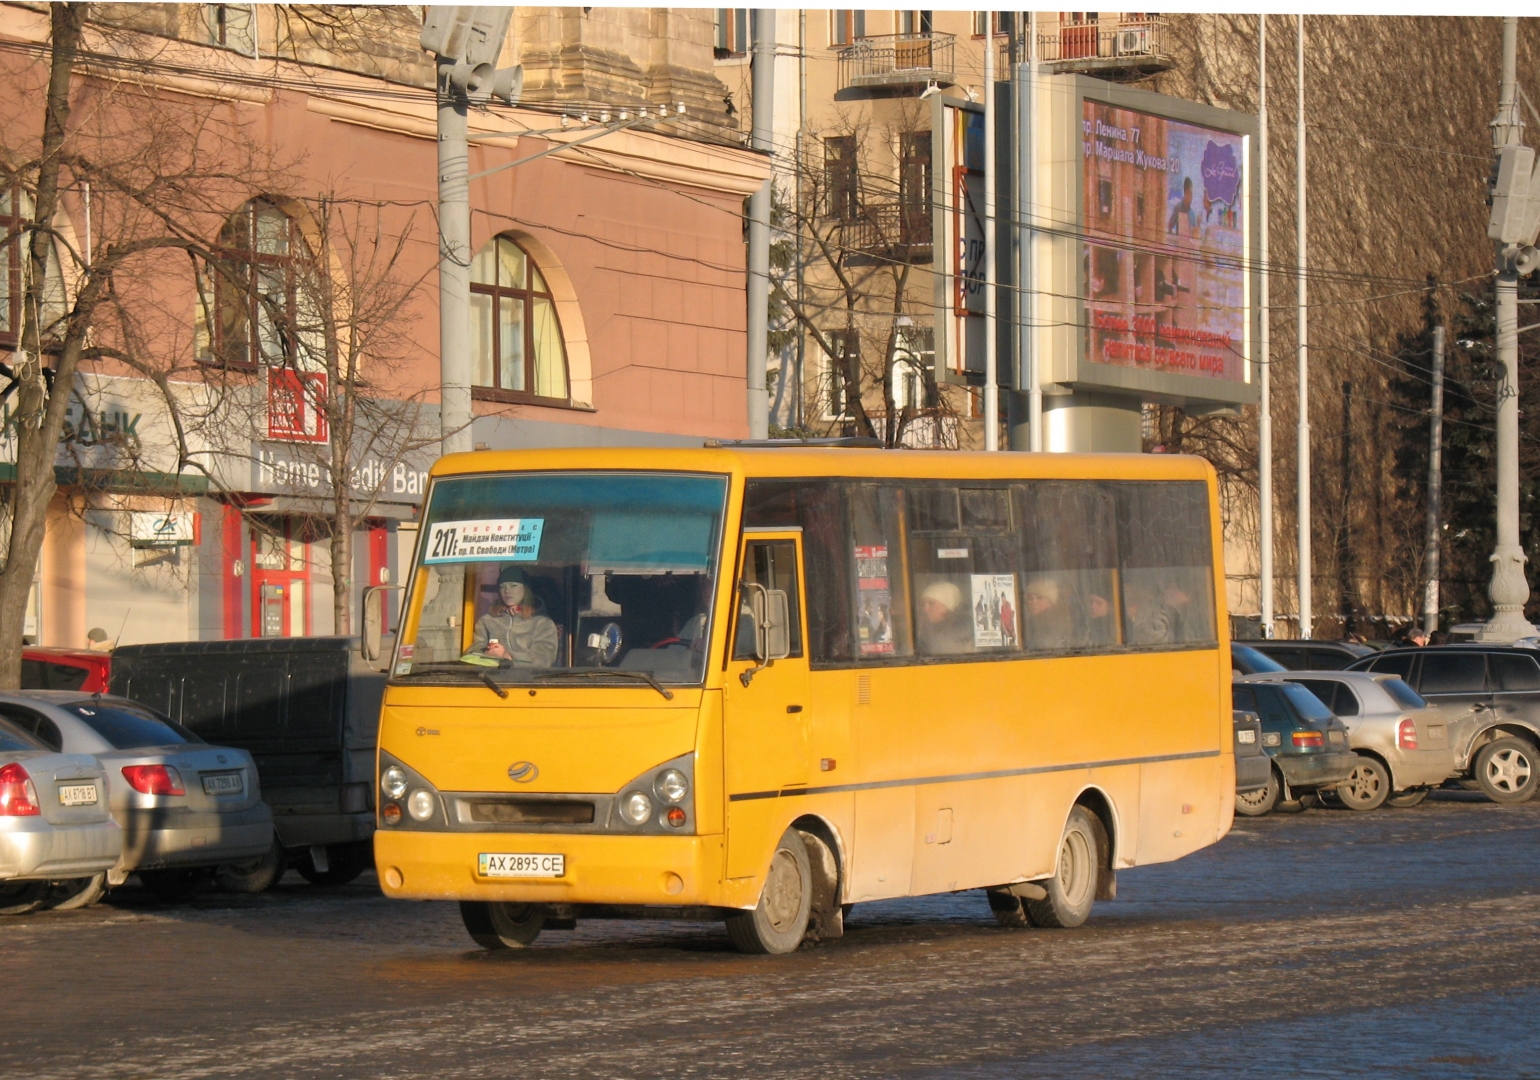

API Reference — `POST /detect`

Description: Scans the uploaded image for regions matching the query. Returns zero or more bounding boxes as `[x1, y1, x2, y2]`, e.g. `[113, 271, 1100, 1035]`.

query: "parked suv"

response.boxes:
[1247, 640, 1378, 671]
[1347, 646, 1540, 804]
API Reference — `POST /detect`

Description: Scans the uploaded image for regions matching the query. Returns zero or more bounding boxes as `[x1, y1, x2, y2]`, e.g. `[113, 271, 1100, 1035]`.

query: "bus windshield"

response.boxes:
[397, 471, 729, 686]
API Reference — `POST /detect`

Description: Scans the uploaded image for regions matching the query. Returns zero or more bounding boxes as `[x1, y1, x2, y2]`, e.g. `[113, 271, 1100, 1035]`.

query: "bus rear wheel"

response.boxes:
[726, 827, 812, 954]
[1025, 806, 1098, 929]
[461, 901, 546, 948]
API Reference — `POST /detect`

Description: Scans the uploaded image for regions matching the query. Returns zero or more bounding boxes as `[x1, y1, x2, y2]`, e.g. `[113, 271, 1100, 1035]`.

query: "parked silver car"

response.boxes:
[1258, 672, 1455, 811]
[0, 692, 274, 901]
[0, 717, 122, 915]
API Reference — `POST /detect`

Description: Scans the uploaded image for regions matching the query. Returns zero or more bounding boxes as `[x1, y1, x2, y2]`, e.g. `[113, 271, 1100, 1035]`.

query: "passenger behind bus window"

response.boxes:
[1085, 588, 1117, 645]
[1123, 580, 1174, 646]
[916, 579, 974, 656]
[470, 566, 560, 667]
[1022, 576, 1074, 651]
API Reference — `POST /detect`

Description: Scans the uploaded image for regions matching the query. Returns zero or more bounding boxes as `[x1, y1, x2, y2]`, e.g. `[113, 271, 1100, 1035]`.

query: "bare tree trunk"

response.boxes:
[0, 4, 82, 686]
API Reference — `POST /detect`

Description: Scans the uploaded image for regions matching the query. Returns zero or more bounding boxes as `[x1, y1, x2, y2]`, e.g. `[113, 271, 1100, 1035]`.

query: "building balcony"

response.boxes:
[1033, 17, 1173, 79]
[834, 202, 933, 264]
[836, 33, 956, 96]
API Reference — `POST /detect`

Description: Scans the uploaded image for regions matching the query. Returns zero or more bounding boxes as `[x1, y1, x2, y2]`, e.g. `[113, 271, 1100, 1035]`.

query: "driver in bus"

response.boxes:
[471, 566, 560, 667]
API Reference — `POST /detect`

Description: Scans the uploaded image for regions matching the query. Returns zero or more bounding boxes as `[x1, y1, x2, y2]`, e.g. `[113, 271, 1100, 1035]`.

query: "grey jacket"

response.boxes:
[471, 608, 560, 667]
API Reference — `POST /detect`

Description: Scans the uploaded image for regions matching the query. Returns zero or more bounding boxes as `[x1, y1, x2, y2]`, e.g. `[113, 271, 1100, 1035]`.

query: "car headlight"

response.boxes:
[654, 768, 688, 804]
[407, 789, 435, 821]
[621, 790, 653, 825]
[382, 765, 409, 800]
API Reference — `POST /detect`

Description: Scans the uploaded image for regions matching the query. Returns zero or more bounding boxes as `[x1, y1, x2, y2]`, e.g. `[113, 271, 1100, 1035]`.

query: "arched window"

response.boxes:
[470, 235, 570, 403]
[204, 199, 317, 369]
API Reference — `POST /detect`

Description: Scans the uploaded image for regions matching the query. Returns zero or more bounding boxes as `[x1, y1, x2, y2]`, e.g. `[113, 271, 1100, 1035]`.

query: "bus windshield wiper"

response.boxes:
[531, 669, 675, 700]
[394, 664, 509, 698]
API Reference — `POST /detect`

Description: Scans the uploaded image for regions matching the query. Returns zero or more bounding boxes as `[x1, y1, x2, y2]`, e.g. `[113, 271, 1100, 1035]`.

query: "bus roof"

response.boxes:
[428, 446, 1216, 485]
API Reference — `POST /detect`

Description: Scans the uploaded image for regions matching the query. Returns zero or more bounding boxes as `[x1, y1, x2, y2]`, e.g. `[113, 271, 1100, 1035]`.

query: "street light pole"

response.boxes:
[1294, 16, 1311, 640]
[1424, 323, 1445, 634]
[745, 9, 775, 441]
[1258, 15, 1274, 636]
[1481, 14, 1535, 641]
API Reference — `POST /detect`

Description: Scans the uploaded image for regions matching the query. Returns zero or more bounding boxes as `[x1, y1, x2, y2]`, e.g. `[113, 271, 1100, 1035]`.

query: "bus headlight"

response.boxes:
[408, 789, 436, 821]
[654, 769, 688, 804]
[382, 765, 409, 800]
[621, 790, 653, 825]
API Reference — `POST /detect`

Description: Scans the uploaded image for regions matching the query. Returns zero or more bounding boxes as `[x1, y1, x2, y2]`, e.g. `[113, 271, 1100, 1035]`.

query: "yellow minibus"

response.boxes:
[371, 446, 1234, 953]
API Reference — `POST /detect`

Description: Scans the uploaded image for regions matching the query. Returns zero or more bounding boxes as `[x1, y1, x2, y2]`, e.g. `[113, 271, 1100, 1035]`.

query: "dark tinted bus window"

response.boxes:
[744, 480, 852, 664]
[1417, 653, 1487, 695]
[1491, 653, 1540, 692]
[1114, 482, 1215, 647]
[62, 703, 202, 749]
[1015, 483, 1119, 651]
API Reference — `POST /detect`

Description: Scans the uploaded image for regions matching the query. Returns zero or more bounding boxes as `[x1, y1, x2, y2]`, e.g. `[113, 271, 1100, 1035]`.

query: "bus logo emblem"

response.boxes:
[508, 761, 539, 783]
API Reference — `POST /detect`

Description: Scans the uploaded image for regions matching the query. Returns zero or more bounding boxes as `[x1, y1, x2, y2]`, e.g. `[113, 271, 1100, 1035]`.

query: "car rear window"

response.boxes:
[61, 702, 202, 749]
[20, 658, 91, 692]
[1418, 653, 1488, 695]
[1490, 653, 1540, 692]
[1303, 648, 1352, 671]
[1280, 682, 1335, 723]
[1233, 645, 1287, 674]
[1379, 677, 1427, 709]
[0, 716, 45, 752]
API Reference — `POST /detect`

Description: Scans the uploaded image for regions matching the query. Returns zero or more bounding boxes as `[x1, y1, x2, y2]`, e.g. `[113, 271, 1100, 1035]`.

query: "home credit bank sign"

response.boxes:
[1082, 100, 1248, 385]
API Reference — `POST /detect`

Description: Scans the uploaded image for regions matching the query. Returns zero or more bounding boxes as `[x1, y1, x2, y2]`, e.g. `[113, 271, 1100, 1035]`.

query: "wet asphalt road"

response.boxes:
[8, 789, 1540, 1079]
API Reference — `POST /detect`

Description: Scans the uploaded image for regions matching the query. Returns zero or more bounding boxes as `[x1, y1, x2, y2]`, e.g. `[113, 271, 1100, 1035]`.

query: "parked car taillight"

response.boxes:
[121, 764, 185, 796]
[1398, 718, 1419, 750]
[0, 762, 41, 816]
[1291, 730, 1324, 749]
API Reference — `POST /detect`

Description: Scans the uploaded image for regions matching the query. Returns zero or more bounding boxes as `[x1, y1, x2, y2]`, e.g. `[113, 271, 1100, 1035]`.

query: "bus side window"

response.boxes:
[1015, 482, 1120, 652]
[850, 485, 913, 659]
[1114, 482, 1216, 647]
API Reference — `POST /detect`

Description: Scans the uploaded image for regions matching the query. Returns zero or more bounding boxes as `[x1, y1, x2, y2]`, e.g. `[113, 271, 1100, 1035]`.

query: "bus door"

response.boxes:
[724, 530, 811, 878]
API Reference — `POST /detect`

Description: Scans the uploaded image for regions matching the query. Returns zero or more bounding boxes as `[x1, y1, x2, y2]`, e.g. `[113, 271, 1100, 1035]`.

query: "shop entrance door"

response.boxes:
[251, 518, 311, 637]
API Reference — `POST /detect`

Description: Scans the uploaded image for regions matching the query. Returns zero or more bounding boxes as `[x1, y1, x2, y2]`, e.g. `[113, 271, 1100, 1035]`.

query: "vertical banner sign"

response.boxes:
[267, 369, 329, 443]
[1082, 102, 1249, 385]
[935, 98, 987, 382]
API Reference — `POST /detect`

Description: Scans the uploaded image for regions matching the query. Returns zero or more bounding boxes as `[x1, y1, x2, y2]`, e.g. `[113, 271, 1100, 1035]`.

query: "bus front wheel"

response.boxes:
[461, 901, 546, 948]
[726, 827, 812, 954]
[1025, 806, 1099, 929]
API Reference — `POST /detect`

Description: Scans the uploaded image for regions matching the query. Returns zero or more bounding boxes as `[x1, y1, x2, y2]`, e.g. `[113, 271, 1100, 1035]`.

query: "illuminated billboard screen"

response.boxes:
[1082, 101, 1248, 384]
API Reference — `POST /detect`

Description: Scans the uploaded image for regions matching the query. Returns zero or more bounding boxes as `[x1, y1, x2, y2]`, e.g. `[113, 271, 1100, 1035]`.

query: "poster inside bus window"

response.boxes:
[970, 574, 1018, 649]
[855, 545, 895, 655]
[1082, 101, 1246, 384]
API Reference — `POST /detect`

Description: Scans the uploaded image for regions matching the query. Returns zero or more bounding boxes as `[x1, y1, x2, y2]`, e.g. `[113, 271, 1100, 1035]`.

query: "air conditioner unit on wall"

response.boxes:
[1116, 28, 1150, 56]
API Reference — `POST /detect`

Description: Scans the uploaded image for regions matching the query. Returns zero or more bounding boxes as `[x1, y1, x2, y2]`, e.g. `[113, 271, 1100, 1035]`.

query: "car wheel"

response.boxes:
[726, 827, 813, 954]
[1336, 756, 1391, 811]
[1234, 770, 1280, 816]
[294, 842, 371, 887]
[215, 836, 286, 894]
[1474, 737, 1540, 804]
[46, 873, 107, 911]
[460, 901, 547, 949]
[1025, 806, 1099, 929]
[1386, 788, 1430, 809]
[138, 868, 212, 903]
[0, 880, 47, 916]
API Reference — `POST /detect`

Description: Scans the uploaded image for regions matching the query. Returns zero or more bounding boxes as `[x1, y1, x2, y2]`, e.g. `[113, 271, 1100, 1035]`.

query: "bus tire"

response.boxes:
[726, 827, 812, 954]
[986, 887, 1030, 929]
[460, 901, 545, 948]
[1025, 806, 1098, 929]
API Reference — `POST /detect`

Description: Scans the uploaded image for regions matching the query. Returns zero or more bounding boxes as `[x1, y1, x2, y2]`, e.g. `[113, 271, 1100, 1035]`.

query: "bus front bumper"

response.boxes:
[373, 829, 728, 907]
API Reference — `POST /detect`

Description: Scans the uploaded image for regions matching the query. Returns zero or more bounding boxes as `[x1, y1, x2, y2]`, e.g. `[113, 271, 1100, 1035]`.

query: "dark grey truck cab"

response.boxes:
[110, 637, 384, 884]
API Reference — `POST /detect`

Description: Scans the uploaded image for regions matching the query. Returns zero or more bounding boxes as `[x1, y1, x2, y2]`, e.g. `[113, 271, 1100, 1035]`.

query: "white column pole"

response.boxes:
[1295, 15, 1311, 639]
[1258, 16, 1274, 636]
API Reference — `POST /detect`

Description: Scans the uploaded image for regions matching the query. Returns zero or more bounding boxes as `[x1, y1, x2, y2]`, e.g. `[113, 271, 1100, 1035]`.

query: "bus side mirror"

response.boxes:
[762, 589, 791, 661]
[361, 585, 404, 665]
